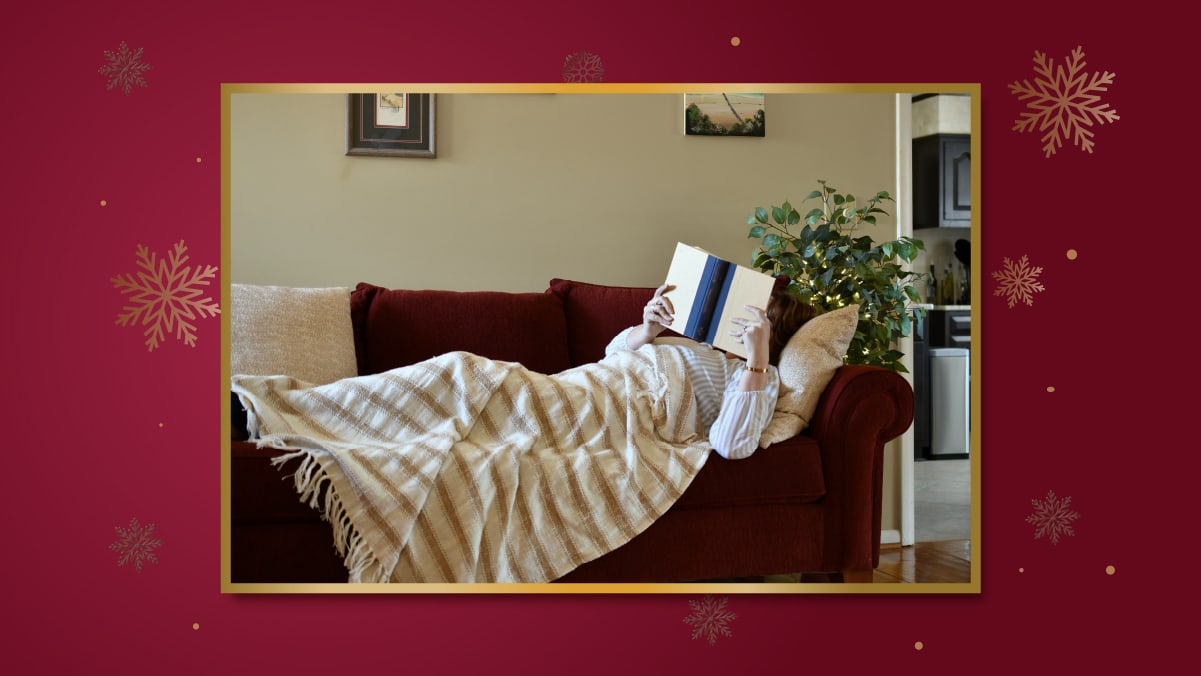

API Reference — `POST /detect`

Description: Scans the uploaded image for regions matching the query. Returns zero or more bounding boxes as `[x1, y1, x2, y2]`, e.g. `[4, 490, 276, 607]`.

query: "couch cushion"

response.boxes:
[550, 278, 687, 365]
[351, 282, 573, 375]
[230, 284, 358, 386]
[674, 435, 825, 510]
[758, 304, 859, 446]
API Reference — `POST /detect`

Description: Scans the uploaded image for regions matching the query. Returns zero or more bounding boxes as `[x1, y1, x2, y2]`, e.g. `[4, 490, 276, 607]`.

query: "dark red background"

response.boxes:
[2, 1, 1184, 672]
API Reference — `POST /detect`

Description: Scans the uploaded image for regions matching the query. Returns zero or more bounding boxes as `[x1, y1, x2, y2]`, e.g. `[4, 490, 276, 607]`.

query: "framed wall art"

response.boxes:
[347, 93, 436, 157]
[684, 93, 765, 136]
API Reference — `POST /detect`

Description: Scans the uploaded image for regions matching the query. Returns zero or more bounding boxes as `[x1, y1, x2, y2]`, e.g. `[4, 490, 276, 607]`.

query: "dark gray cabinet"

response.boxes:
[913, 134, 971, 228]
[928, 308, 971, 349]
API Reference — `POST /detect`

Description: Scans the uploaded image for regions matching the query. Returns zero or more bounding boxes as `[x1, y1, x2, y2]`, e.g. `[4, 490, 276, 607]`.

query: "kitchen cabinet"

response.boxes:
[927, 307, 971, 349]
[913, 133, 971, 228]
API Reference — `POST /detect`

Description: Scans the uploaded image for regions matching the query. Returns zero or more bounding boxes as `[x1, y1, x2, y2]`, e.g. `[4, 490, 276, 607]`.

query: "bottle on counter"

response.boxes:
[941, 264, 955, 306]
[926, 264, 937, 304]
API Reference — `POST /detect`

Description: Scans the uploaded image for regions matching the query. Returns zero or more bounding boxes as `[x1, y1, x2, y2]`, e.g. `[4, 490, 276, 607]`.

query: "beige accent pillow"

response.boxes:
[758, 304, 860, 447]
[230, 284, 358, 386]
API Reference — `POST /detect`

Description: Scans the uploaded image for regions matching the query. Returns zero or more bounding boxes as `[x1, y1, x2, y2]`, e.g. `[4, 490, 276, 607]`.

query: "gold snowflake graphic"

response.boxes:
[683, 595, 736, 646]
[1009, 46, 1119, 158]
[1026, 490, 1079, 545]
[110, 518, 163, 571]
[111, 240, 220, 351]
[992, 255, 1045, 308]
[563, 51, 605, 83]
[98, 41, 152, 95]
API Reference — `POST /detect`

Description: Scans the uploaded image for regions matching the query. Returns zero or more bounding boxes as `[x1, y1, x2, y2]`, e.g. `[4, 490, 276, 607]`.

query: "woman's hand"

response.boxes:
[626, 284, 674, 351]
[641, 283, 675, 334]
[729, 305, 772, 370]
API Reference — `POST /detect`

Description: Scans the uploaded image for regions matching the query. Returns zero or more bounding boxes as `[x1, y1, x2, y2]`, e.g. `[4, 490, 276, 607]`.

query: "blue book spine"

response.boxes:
[688, 258, 730, 341]
[703, 265, 737, 345]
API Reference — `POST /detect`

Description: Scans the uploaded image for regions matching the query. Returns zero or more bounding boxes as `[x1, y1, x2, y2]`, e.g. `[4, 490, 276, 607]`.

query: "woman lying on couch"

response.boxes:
[233, 279, 816, 460]
[229, 277, 816, 583]
[609, 281, 816, 459]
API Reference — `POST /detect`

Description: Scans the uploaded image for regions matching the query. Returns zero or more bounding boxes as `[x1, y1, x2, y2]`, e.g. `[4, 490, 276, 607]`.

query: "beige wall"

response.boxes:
[229, 90, 908, 536]
[230, 92, 900, 290]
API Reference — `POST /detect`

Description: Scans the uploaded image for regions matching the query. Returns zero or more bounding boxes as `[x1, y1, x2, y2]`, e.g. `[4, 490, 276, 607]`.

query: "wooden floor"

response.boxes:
[871, 539, 971, 583]
[756, 539, 972, 584]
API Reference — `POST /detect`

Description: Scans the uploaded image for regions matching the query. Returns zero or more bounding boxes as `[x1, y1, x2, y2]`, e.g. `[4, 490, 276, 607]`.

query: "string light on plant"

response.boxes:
[747, 180, 925, 373]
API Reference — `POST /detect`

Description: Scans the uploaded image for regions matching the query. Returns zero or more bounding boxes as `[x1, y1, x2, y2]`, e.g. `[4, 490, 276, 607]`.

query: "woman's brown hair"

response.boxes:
[765, 289, 819, 366]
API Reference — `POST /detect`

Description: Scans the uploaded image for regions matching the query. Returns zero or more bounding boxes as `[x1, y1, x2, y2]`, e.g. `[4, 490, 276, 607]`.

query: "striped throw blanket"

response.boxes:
[232, 345, 711, 583]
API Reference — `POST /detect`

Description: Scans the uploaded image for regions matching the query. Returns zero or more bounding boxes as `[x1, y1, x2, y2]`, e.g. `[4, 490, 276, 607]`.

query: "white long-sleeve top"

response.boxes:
[604, 327, 779, 460]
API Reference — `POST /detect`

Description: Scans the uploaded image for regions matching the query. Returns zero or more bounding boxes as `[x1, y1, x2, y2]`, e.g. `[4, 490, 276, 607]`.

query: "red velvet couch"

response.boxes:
[229, 278, 914, 584]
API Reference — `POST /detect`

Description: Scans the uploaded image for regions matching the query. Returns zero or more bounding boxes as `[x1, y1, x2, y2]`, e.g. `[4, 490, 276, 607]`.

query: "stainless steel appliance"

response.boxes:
[928, 347, 970, 457]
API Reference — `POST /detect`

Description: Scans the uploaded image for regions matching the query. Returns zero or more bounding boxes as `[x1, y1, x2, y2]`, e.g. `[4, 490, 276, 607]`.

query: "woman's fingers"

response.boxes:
[656, 286, 675, 314]
[645, 285, 675, 326]
[730, 309, 767, 329]
[645, 302, 673, 327]
[742, 304, 767, 318]
[729, 306, 771, 344]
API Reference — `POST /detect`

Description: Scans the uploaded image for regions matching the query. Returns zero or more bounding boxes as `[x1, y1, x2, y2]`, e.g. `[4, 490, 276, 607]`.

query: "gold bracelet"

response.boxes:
[745, 365, 769, 374]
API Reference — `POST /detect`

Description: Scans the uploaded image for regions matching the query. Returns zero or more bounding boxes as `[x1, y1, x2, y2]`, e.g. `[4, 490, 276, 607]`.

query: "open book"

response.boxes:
[661, 242, 776, 359]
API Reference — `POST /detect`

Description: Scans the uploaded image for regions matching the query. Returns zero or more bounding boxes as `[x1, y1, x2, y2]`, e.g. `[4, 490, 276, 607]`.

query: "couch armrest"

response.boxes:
[809, 365, 914, 444]
[806, 364, 914, 571]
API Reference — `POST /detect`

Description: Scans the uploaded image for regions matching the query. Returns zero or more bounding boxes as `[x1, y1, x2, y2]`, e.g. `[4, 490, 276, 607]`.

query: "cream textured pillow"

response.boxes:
[758, 304, 859, 447]
[230, 284, 358, 386]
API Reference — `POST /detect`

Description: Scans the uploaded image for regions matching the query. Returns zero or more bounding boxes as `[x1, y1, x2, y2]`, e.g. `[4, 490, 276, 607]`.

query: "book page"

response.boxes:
[661, 243, 712, 338]
[710, 265, 776, 358]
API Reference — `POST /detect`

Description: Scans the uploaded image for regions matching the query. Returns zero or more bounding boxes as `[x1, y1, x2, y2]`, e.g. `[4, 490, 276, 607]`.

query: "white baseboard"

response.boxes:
[880, 529, 901, 545]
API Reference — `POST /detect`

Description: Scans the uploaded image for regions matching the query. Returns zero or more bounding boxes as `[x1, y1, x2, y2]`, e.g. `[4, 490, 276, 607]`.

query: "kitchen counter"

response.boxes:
[915, 304, 970, 311]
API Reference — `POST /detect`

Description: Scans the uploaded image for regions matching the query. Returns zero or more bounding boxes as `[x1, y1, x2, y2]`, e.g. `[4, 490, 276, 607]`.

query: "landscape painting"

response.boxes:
[685, 93, 765, 136]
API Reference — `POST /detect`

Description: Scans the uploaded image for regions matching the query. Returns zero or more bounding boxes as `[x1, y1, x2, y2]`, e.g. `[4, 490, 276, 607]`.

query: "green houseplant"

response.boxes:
[747, 179, 926, 373]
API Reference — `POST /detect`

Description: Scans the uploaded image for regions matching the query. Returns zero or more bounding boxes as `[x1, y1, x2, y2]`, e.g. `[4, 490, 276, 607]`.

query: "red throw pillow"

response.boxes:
[548, 278, 663, 366]
[350, 283, 573, 375]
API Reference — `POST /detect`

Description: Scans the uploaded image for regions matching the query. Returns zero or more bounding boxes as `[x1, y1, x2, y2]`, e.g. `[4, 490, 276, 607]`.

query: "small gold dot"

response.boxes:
[1046, 386, 1055, 393]
[159, 423, 164, 428]
[196, 157, 203, 163]
[100, 200, 107, 207]
[1106, 565, 1116, 575]
[192, 623, 200, 630]
[1019, 567, 1025, 573]
[730, 37, 741, 47]
[1066, 249, 1078, 260]
[914, 641, 924, 651]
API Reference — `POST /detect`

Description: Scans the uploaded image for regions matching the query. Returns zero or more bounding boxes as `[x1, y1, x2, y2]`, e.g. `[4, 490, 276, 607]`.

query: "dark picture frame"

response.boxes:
[346, 93, 436, 157]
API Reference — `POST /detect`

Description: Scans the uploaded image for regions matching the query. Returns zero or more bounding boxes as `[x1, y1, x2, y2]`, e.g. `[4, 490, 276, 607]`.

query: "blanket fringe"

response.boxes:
[270, 449, 385, 583]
